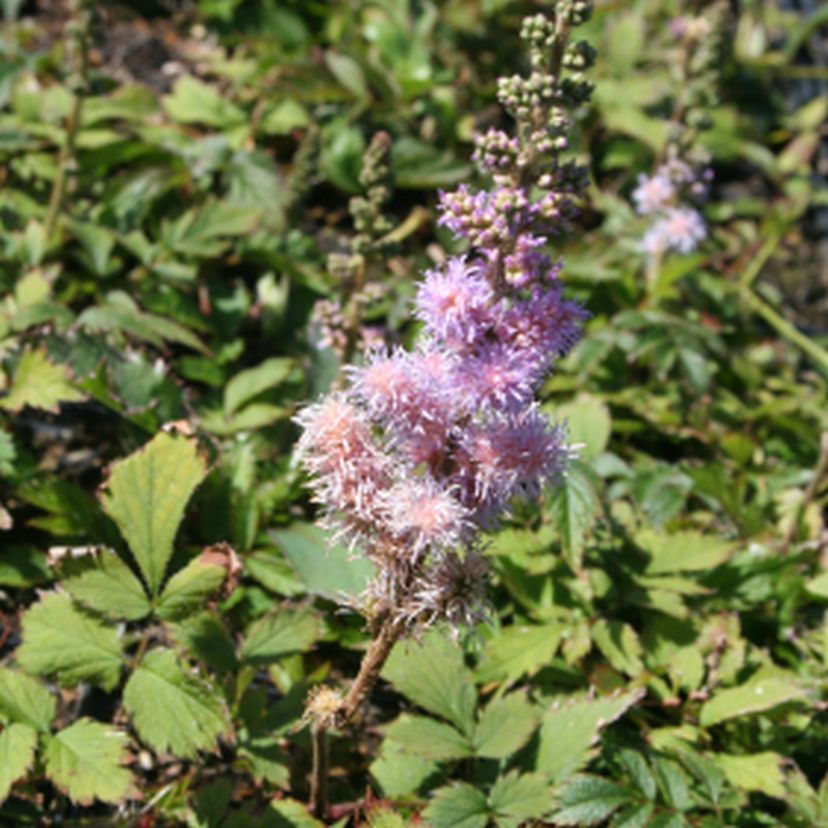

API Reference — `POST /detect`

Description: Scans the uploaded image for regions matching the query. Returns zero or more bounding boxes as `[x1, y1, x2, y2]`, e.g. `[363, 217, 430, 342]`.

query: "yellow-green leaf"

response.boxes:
[101, 433, 208, 596]
[0, 349, 83, 413]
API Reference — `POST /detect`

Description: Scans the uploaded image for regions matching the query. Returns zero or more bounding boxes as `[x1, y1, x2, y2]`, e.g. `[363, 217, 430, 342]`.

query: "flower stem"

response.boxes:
[309, 723, 329, 820]
[307, 615, 404, 818]
[339, 615, 404, 725]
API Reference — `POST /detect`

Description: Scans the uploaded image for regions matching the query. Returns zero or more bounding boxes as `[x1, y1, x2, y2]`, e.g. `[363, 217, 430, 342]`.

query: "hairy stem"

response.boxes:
[309, 723, 329, 819]
[339, 615, 404, 724]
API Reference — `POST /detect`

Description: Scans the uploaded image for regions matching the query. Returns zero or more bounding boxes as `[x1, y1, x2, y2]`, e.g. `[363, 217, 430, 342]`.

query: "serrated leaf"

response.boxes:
[699, 677, 808, 727]
[270, 522, 374, 601]
[489, 771, 551, 826]
[552, 394, 612, 463]
[123, 648, 227, 758]
[239, 609, 318, 665]
[638, 530, 735, 574]
[101, 432, 208, 596]
[549, 460, 600, 571]
[477, 623, 563, 686]
[473, 692, 538, 759]
[371, 739, 439, 798]
[0, 348, 83, 413]
[592, 620, 645, 677]
[553, 775, 634, 826]
[156, 558, 225, 621]
[62, 551, 151, 620]
[237, 736, 290, 787]
[325, 51, 369, 99]
[0, 668, 55, 731]
[652, 758, 689, 810]
[617, 750, 656, 800]
[0, 723, 37, 803]
[609, 802, 654, 828]
[43, 719, 133, 804]
[383, 714, 472, 761]
[162, 75, 245, 128]
[424, 783, 489, 828]
[224, 357, 294, 416]
[170, 612, 238, 673]
[536, 690, 644, 782]
[383, 632, 477, 736]
[715, 751, 786, 799]
[16, 593, 123, 691]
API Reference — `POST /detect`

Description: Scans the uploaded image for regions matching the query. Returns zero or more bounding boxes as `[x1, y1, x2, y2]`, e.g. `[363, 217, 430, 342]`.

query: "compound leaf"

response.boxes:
[100, 432, 208, 596]
[16, 593, 123, 691]
[43, 719, 133, 804]
[124, 648, 227, 758]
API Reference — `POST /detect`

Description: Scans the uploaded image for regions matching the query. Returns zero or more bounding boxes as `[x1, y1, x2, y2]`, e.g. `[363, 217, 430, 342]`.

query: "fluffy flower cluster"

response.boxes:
[633, 158, 711, 257]
[296, 4, 592, 632]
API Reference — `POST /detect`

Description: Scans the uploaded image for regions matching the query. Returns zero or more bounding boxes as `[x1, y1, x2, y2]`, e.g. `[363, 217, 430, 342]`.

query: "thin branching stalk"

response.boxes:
[43, 0, 90, 242]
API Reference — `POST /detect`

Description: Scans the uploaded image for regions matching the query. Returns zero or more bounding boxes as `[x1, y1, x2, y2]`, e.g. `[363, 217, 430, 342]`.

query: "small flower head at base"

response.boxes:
[400, 549, 490, 634]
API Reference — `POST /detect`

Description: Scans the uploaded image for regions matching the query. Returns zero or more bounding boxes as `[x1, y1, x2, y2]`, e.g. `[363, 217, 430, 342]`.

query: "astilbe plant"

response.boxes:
[295, 1, 594, 816]
[633, 3, 727, 268]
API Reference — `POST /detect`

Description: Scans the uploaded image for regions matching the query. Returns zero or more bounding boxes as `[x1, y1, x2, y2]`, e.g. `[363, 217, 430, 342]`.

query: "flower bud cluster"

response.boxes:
[297, 2, 593, 633]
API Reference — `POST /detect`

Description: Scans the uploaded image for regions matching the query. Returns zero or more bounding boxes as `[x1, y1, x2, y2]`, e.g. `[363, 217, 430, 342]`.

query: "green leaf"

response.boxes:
[652, 758, 689, 811]
[699, 677, 808, 727]
[473, 692, 538, 759]
[552, 394, 612, 463]
[260, 99, 309, 135]
[592, 620, 645, 677]
[0, 723, 37, 803]
[383, 632, 477, 736]
[617, 750, 656, 800]
[223, 358, 294, 416]
[270, 522, 374, 601]
[549, 460, 600, 571]
[0, 668, 55, 731]
[423, 783, 489, 828]
[489, 771, 551, 827]
[0, 348, 83, 413]
[638, 530, 735, 574]
[162, 75, 245, 128]
[123, 649, 228, 758]
[43, 719, 133, 804]
[609, 802, 654, 828]
[156, 558, 225, 621]
[239, 609, 319, 665]
[605, 12, 644, 73]
[383, 714, 472, 761]
[536, 690, 644, 782]
[0, 546, 49, 587]
[371, 739, 438, 798]
[325, 51, 369, 99]
[237, 739, 290, 788]
[169, 612, 238, 673]
[16, 593, 123, 691]
[62, 551, 151, 621]
[715, 752, 786, 799]
[553, 775, 634, 826]
[805, 572, 828, 599]
[477, 623, 563, 686]
[101, 432, 208, 596]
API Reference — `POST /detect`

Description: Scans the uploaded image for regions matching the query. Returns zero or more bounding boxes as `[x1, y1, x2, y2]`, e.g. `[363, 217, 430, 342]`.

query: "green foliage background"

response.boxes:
[0, 0, 827, 825]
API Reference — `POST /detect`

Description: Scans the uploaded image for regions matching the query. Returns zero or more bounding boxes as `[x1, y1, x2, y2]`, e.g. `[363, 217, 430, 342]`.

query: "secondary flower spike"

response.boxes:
[296, 2, 594, 633]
